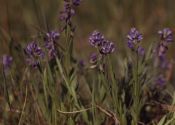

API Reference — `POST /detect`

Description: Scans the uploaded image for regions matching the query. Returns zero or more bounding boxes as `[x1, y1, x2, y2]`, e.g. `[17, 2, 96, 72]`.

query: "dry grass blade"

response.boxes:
[57, 107, 93, 114]
[95, 105, 120, 125]
[18, 85, 28, 125]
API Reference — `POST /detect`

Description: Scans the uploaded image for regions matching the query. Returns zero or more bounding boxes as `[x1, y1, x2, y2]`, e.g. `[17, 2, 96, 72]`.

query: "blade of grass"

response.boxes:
[18, 85, 28, 125]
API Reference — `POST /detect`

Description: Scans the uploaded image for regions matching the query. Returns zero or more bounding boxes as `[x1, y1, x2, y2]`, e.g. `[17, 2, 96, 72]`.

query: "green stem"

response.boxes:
[56, 58, 79, 107]
[132, 52, 141, 125]
[92, 77, 96, 125]
[107, 56, 125, 124]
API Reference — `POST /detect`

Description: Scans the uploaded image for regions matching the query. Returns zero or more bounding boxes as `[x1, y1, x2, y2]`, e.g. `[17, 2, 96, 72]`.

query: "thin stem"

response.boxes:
[132, 52, 141, 125]
[2, 66, 11, 109]
[18, 85, 28, 125]
[92, 77, 96, 124]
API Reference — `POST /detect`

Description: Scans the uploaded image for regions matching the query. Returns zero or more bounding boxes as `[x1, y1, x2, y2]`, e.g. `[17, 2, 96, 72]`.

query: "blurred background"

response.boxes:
[0, 0, 175, 57]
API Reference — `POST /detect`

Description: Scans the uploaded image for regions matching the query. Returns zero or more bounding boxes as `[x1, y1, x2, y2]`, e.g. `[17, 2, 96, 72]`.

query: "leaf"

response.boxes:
[157, 116, 166, 125]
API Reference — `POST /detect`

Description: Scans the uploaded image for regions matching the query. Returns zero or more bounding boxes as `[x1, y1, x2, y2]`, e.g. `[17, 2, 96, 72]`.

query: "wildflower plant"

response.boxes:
[1, 0, 175, 125]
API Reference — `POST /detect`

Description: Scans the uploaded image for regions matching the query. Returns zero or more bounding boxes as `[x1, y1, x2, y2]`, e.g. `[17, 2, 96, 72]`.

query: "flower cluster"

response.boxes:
[60, 0, 81, 23]
[89, 53, 98, 64]
[44, 31, 60, 59]
[89, 31, 104, 47]
[100, 40, 115, 54]
[45, 31, 60, 42]
[127, 28, 145, 56]
[157, 28, 173, 58]
[2, 55, 13, 70]
[89, 30, 115, 55]
[72, 0, 81, 6]
[158, 28, 173, 43]
[25, 41, 44, 67]
[89, 52, 104, 70]
[155, 28, 173, 86]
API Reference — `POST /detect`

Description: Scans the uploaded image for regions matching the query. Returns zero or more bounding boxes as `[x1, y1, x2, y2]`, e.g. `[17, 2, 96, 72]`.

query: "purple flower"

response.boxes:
[126, 28, 145, 56]
[60, 1, 75, 22]
[89, 30, 105, 47]
[25, 41, 44, 58]
[156, 75, 166, 86]
[154, 28, 173, 86]
[90, 53, 98, 64]
[2, 55, 13, 69]
[44, 31, 60, 59]
[89, 30, 116, 55]
[158, 28, 173, 43]
[100, 40, 115, 55]
[127, 28, 143, 49]
[127, 41, 134, 49]
[156, 28, 173, 58]
[137, 46, 145, 56]
[25, 42, 44, 67]
[72, 0, 81, 6]
[45, 31, 60, 43]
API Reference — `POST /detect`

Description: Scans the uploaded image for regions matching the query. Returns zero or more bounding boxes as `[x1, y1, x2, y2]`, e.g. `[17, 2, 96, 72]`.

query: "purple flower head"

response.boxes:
[156, 28, 173, 59]
[45, 41, 54, 50]
[44, 31, 59, 59]
[127, 28, 143, 49]
[45, 31, 60, 43]
[127, 40, 134, 49]
[137, 46, 145, 56]
[100, 40, 115, 55]
[158, 28, 173, 43]
[89, 30, 115, 56]
[156, 75, 166, 86]
[89, 30, 105, 47]
[60, 2, 75, 22]
[25, 41, 44, 58]
[90, 53, 98, 64]
[44, 31, 59, 50]
[25, 42, 44, 67]
[2, 55, 13, 69]
[72, 0, 81, 6]
[25, 42, 36, 55]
